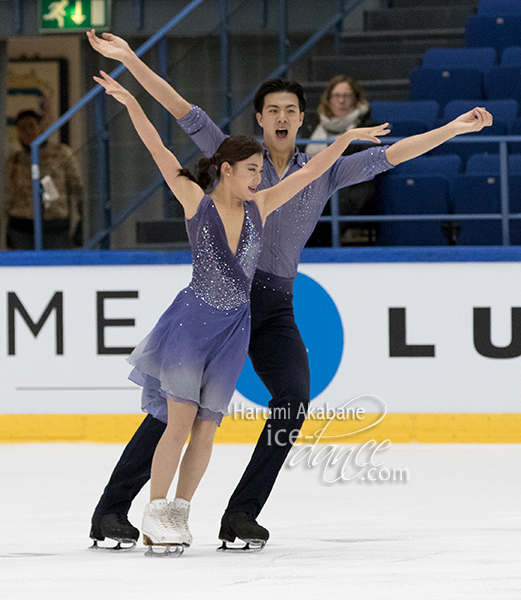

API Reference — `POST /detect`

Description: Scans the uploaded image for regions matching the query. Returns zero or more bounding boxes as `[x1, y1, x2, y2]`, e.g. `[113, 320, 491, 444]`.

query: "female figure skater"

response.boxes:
[93, 70, 390, 554]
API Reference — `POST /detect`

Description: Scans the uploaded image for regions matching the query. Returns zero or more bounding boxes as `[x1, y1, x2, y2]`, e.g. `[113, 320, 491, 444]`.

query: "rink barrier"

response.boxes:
[2, 248, 520, 443]
[1, 413, 520, 443]
[2, 246, 521, 266]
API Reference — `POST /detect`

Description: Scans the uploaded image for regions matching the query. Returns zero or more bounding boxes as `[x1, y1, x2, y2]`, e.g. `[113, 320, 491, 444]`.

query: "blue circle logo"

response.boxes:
[236, 272, 344, 406]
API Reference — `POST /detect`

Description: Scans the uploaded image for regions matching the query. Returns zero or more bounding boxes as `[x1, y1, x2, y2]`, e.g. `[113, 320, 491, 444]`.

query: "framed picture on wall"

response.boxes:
[6, 58, 69, 157]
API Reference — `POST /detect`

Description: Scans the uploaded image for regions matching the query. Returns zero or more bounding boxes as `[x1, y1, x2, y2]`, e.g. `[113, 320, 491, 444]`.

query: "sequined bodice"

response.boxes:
[186, 195, 263, 311]
[178, 105, 394, 280]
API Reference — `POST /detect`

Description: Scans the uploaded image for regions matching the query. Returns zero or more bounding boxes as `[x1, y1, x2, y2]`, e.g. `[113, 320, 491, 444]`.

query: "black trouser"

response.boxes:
[94, 273, 310, 519]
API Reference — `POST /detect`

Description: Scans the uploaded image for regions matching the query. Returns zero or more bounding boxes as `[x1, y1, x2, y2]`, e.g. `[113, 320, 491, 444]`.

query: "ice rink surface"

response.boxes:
[1, 442, 520, 600]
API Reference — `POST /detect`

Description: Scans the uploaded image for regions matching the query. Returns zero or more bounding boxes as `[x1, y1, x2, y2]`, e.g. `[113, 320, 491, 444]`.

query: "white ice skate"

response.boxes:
[142, 499, 184, 557]
[169, 498, 193, 547]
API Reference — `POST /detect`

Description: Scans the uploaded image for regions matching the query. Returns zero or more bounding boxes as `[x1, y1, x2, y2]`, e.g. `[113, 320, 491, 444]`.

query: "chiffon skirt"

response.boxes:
[127, 287, 251, 424]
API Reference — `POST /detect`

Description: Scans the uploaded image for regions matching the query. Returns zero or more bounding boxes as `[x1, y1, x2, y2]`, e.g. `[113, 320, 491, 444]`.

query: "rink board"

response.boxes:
[1, 248, 520, 443]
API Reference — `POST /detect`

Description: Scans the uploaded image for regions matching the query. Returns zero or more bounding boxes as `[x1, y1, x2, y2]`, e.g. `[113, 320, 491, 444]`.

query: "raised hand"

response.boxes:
[93, 71, 134, 105]
[348, 123, 391, 144]
[452, 107, 493, 134]
[87, 29, 132, 62]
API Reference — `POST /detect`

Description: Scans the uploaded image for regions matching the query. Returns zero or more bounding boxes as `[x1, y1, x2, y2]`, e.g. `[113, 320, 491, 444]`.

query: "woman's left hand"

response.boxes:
[93, 70, 134, 106]
[347, 123, 391, 144]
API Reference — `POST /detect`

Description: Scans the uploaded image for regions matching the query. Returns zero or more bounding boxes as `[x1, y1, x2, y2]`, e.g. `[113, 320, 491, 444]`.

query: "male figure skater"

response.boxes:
[87, 30, 492, 550]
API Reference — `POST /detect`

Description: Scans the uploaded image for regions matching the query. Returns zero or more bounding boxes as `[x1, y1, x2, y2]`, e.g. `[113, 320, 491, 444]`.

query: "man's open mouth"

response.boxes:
[248, 186, 256, 193]
[276, 129, 288, 140]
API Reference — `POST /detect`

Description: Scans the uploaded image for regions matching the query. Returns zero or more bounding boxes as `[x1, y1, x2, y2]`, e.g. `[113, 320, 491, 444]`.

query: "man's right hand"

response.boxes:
[87, 29, 132, 62]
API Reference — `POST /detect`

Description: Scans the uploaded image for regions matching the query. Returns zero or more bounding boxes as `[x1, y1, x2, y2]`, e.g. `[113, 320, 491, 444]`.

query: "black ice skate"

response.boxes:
[89, 512, 140, 551]
[217, 512, 269, 552]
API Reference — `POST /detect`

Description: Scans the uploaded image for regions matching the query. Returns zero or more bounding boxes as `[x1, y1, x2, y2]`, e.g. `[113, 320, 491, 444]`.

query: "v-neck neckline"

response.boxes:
[211, 199, 247, 259]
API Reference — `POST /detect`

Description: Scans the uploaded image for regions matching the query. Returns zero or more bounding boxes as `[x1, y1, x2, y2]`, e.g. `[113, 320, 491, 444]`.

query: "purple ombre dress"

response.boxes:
[127, 195, 263, 424]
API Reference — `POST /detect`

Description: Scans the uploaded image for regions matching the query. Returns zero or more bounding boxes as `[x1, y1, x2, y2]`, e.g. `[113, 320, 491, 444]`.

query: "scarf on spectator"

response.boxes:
[319, 101, 370, 134]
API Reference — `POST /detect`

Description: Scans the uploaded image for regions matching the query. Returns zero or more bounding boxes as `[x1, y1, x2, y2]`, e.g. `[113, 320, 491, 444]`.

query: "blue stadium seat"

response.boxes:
[465, 153, 521, 174]
[509, 117, 521, 152]
[370, 101, 439, 136]
[371, 101, 439, 125]
[392, 154, 462, 176]
[502, 46, 521, 66]
[431, 100, 516, 163]
[444, 99, 518, 126]
[378, 175, 450, 246]
[384, 122, 431, 136]
[431, 127, 507, 163]
[484, 66, 521, 104]
[462, 156, 521, 244]
[478, 0, 521, 17]
[509, 175, 521, 243]
[450, 175, 503, 244]
[466, 16, 521, 54]
[410, 68, 484, 109]
[421, 47, 497, 71]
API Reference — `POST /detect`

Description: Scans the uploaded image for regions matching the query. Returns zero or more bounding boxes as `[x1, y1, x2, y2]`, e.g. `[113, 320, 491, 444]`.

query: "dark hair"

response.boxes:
[179, 135, 262, 191]
[15, 110, 43, 124]
[253, 78, 306, 114]
[318, 75, 365, 119]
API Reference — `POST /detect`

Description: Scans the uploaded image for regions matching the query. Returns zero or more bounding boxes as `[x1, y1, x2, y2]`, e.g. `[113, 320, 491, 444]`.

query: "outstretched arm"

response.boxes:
[255, 123, 390, 221]
[93, 71, 203, 218]
[385, 107, 493, 165]
[87, 29, 191, 119]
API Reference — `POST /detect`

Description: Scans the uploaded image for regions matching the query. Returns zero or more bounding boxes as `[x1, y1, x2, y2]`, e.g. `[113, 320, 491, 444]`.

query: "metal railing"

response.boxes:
[29, 0, 369, 250]
[30, 0, 208, 250]
[29, 0, 518, 250]
[299, 136, 521, 247]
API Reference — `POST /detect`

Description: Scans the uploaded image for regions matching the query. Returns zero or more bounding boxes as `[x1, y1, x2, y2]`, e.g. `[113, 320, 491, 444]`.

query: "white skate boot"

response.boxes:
[142, 499, 184, 557]
[169, 498, 193, 547]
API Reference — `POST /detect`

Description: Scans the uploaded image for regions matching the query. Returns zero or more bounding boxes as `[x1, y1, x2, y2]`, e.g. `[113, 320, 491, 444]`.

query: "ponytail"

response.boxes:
[178, 154, 220, 192]
[178, 135, 262, 190]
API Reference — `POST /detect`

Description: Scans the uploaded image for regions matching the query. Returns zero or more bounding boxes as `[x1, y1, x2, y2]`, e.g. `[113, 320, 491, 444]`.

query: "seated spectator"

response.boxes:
[305, 76, 381, 246]
[305, 75, 376, 156]
[4, 110, 82, 250]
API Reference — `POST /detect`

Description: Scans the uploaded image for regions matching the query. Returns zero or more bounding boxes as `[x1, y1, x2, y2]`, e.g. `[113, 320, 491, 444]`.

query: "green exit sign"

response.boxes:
[39, 0, 111, 32]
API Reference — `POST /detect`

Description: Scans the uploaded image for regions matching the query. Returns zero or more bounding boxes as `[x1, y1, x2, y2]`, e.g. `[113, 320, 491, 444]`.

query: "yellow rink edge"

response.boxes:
[0, 413, 520, 443]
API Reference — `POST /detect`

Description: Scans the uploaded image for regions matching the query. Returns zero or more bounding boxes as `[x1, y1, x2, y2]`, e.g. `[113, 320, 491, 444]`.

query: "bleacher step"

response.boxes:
[390, 0, 477, 8]
[309, 53, 423, 84]
[364, 6, 477, 31]
[339, 28, 465, 56]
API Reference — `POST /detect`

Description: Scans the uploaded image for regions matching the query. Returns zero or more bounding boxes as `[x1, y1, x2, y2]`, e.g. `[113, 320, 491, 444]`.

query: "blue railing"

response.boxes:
[298, 136, 521, 247]
[30, 0, 208, 250]
[29, 0, 520, 250]
[29, 0, 369, 250]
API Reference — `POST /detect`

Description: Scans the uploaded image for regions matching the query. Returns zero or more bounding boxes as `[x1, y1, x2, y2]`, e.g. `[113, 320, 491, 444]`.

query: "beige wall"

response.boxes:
[7, 35, 84, 157]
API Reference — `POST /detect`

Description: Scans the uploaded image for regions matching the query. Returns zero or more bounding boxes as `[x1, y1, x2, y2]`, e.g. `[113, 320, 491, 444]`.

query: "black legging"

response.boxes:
[94, 280, 310, 519]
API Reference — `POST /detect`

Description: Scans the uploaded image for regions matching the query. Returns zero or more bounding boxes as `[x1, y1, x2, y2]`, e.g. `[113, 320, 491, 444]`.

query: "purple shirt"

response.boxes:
[178, 105, 394, 281]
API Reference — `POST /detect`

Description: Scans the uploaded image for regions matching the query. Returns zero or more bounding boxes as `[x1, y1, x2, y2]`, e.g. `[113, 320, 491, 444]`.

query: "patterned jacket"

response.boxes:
[5, 142, 82, 226]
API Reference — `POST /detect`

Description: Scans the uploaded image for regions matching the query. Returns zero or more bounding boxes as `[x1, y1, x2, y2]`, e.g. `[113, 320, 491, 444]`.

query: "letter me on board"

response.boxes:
[97, 291, 138, 355]
[8, 292, 64, 355]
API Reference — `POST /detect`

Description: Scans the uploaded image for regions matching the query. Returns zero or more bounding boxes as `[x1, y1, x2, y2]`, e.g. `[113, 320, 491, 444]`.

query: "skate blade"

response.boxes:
[89, 539, 136, 552]
[217, 540, 266, 553]
[144, 544, 184, 557]
[143, 535, 184, 557]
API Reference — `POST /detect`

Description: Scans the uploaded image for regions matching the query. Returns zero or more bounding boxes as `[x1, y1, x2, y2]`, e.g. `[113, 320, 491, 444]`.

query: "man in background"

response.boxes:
[4, 110, 82, 250]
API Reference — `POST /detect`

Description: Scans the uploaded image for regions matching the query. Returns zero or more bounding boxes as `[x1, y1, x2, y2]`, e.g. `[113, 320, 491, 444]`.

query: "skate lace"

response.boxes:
[149, 506, 178, 535]
[170, 506, 190, 537]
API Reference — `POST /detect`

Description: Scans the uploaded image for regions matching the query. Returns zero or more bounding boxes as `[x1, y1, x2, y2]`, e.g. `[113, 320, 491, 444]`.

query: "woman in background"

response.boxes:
[305, 75, 380, 246]
[305, 75, 376, 157]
